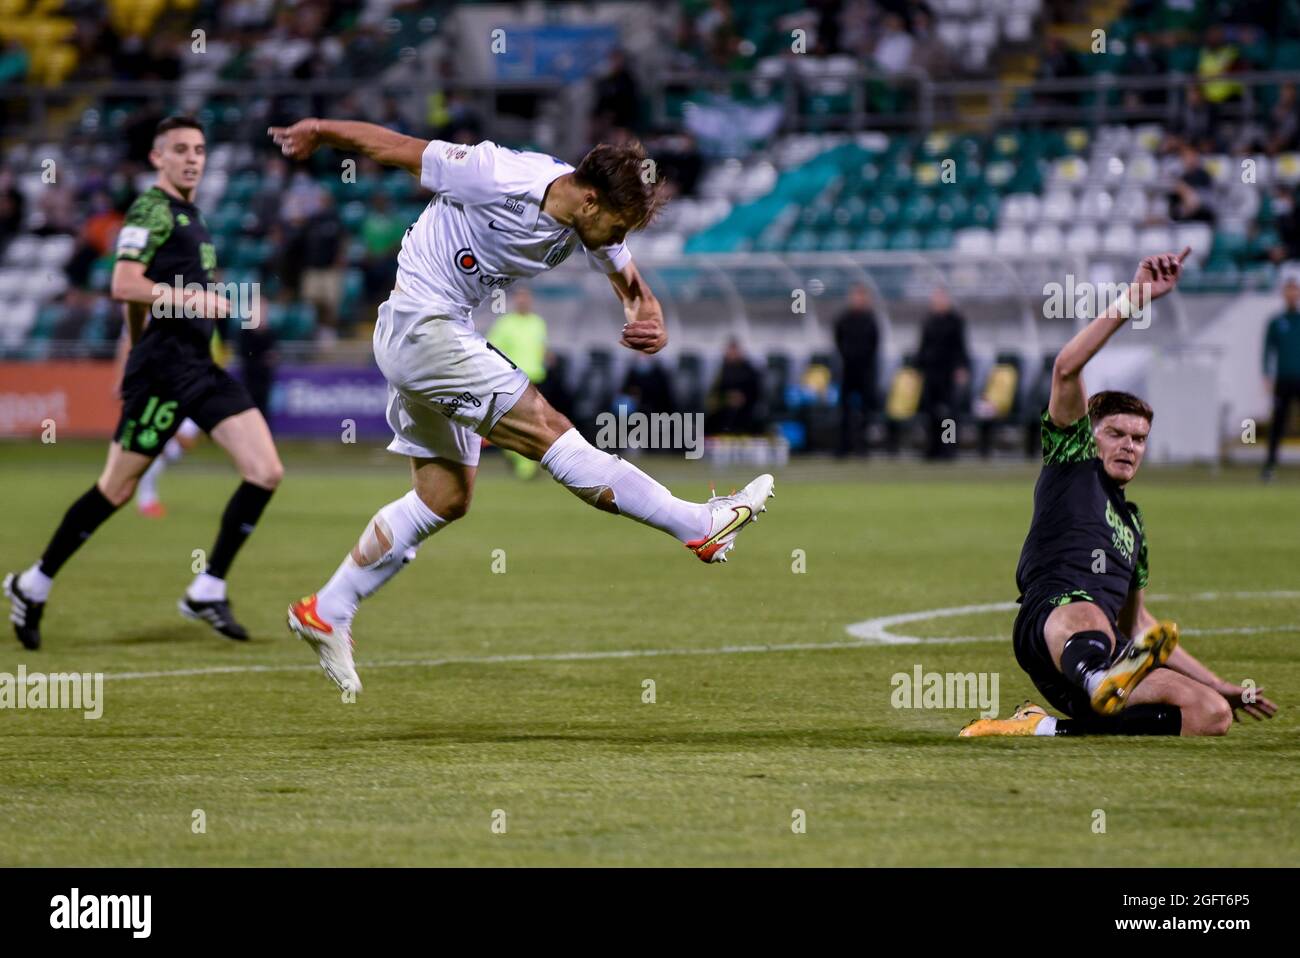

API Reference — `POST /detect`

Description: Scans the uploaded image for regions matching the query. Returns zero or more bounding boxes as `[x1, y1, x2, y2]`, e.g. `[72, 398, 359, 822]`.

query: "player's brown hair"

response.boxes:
[573, 140, 667, 230]
[1088, 390, 1154, 425]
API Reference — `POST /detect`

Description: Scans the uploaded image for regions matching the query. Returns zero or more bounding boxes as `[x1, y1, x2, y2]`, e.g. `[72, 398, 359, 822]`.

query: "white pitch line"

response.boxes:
[97, 589, 1300, 683]
[844, 590, 1300, 645]
[102, 639, 878, 682]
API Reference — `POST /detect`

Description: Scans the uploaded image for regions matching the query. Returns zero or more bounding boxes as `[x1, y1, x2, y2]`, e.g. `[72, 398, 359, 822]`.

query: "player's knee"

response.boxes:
[1202, 694, 1233, 736]
[439, 490, 471, 521]
[415, 485, 471, 521]
[244, 458, 284, 489]
[534, 408, 575, 460]
[97, 475, 136, 508]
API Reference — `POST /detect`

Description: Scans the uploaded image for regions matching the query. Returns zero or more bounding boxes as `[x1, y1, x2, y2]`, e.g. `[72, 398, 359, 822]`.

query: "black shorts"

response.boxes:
[1012, 591, 1131, 718]
[114, 361, 255, 457]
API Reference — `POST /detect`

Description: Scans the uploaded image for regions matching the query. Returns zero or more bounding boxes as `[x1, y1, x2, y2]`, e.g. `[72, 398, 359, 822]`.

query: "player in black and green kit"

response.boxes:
[3, 117, 284, 647]
[962, 249, 1278, 737]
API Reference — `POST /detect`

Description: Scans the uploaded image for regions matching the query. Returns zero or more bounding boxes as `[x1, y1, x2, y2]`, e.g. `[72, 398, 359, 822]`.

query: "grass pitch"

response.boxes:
[1, 441, 1297, 866]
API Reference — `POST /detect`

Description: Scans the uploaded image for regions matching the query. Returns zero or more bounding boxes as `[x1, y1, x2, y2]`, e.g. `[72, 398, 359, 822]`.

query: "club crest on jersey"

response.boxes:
[454, 247, 479, 274]
[545, 233, 577, 268]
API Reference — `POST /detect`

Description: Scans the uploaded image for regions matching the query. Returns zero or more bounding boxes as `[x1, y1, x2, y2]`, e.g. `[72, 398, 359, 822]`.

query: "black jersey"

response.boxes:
[1015, 411, 1150, 621]
[114, 186, 219, 366]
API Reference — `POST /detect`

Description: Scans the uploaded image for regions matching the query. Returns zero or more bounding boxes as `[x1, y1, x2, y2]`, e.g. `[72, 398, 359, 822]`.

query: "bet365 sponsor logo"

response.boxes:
[50, 889, 151, 938]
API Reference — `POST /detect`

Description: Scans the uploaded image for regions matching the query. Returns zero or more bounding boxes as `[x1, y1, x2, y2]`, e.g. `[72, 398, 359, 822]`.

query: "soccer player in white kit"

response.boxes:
[267, 119, 774, 694]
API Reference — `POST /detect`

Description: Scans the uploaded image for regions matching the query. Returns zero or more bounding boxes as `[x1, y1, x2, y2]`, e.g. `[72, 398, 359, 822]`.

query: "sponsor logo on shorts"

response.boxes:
[436, 391, 483, 417]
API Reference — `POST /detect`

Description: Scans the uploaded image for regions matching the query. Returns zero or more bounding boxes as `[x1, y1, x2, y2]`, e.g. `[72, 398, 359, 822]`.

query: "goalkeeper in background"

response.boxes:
[487, 287, 549, 479]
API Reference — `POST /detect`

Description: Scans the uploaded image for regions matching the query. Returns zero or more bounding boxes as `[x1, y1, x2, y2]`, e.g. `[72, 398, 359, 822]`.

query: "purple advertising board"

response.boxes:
[264, 364, 392, 439]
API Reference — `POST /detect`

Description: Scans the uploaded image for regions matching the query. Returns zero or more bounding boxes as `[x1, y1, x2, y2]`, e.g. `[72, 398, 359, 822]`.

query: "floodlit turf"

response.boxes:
[1, 440, 1297, 866]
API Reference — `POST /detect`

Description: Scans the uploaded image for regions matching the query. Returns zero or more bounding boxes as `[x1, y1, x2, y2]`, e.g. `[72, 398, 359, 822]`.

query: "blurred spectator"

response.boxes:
[917, 287, 970, 461]
[0, 169, 25, 252]
[873, 14, 915, 76]
[1265, 84, 1300, 155]
[539, 350, 574, 421]
[592, 49, 641, 141]
[488, 288, 548, 479]
[1262, 277, 1300, 480]
[1269, 187, 1300, 263]
[621, 355, 677, 417]
[908, 9, 951, 79]
[360, 192, 406, 308]
[645, 131, 702, 197]
[65, 190, 124, 288]
[1038, 36, 1083, 107]
[707, 338, 763, 435]
[1173, 84, 1219, 152]
[1168, 144, 1216, 225]
[32, 183, 78, 236]
[1198, 26, 1243, 104]
[239, 299, 279, 419]
[300, 193, 347, 340]
[834, 284, 879, 457]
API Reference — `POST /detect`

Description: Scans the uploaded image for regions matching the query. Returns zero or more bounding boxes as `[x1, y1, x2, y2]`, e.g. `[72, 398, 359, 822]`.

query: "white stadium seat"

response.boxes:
[1040, 189, 1076, 223]
[1137, 226, 1173, 251]
[1077, 188, 1114, 221]
[1113, 187, 1149, 222]
[954, 227, 993, 254]
[38, 235, 76, 268]
[1028, 225, 1063, 253]
[1065, 224, 1101, 254]
[994, 226, 1028, 257]
[1102, 223, 1137, 254]
[998, 192, 1041, 226]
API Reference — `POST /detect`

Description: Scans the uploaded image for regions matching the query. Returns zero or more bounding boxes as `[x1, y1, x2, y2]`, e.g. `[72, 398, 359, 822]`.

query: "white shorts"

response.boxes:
[372, 292, 531, 467]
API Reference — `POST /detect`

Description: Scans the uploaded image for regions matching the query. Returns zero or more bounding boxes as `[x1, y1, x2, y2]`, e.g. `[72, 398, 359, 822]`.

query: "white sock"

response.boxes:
[539, 428, 711, 542]
[1033, 715, 1058, 736]
[187, 572, 226, 602]
[136, 455, 165, 506]
[316, 491, 448, 625]
[18, 563, 52, 602]
[163, 437, 185, 462]
[1083, 671, 1104, 696]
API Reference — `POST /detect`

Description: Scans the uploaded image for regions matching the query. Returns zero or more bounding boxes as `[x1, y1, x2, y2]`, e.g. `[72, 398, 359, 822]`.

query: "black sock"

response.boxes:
[38, 485, 121, 578]
[205, 482, 275, 580]
[1055, 704, 1182, 736]
[1060, 630, 1112, 693]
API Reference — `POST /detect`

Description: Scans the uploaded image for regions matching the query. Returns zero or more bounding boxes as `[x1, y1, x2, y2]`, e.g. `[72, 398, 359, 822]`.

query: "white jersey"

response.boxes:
[395, 139, 631, 317]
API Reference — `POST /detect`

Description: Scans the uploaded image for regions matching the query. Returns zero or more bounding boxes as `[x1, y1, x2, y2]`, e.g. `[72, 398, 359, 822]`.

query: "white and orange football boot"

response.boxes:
[959, 701, 1051, 737]
[685, 473, 775, 563]
[287, 594, 362, 693]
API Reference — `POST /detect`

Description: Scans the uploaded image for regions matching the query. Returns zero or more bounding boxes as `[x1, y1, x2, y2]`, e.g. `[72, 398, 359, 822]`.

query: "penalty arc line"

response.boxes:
[99, 589, 1300, 683]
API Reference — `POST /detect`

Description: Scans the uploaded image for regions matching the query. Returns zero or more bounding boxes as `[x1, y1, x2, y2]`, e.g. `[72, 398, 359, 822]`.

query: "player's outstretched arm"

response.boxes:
[609, 259, 667, 354]
[268, 119, 427, 177]
[110, 259, 229, 320]
[1047, 248, 1190, 426]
